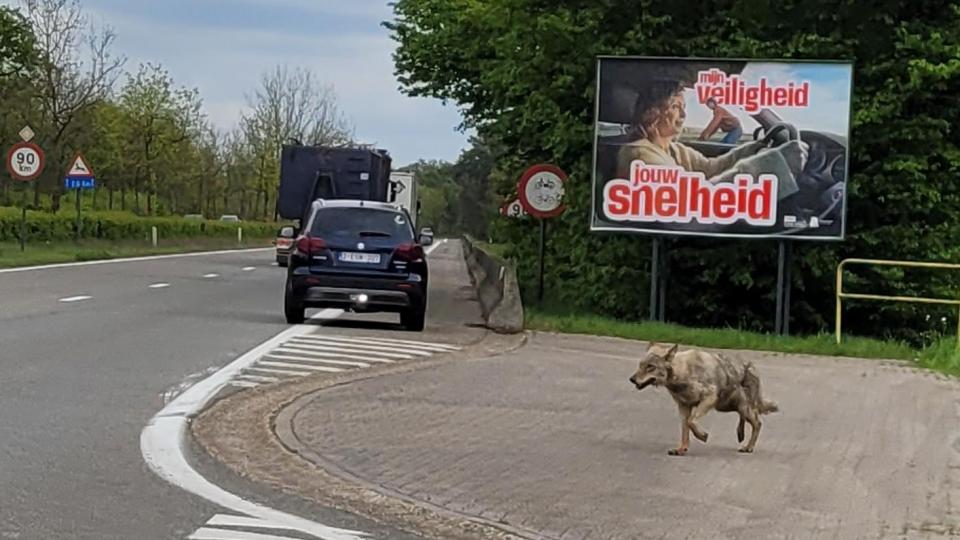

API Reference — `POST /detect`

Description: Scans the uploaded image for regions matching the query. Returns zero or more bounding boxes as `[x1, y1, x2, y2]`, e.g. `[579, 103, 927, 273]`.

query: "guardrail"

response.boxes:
[835, 258, 960, 348]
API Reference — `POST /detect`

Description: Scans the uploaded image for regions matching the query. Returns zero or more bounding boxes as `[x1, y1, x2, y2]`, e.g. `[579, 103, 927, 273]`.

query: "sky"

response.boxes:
[3, 0, 472, 168]
[683, 63, 853, 138]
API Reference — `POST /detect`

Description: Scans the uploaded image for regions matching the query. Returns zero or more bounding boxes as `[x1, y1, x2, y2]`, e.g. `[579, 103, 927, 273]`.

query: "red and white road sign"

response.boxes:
[500, 198, 528, 218]
[6, 141, 45, 182]
[517, 164, 567, 219]
[67, 153, 94, 177]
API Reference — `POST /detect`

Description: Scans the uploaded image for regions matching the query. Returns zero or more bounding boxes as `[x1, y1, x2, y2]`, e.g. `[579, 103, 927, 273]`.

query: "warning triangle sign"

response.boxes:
[68, 153, 93, 177]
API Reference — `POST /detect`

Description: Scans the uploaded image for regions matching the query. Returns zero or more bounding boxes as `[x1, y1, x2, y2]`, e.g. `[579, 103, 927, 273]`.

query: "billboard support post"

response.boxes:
[649, 238, 659, 321]
[775, 240, 793, 335]
[648, 237, 668, 322]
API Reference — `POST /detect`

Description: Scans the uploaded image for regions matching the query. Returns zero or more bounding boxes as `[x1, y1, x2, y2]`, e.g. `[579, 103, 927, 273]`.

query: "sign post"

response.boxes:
[64, 153, 95, 241]
[517, 164, 567, 305]
[6, 127, 45, 251]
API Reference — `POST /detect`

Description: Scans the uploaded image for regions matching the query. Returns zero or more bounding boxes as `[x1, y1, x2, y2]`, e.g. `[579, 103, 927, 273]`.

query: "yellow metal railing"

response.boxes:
[836, 258, 960, 348]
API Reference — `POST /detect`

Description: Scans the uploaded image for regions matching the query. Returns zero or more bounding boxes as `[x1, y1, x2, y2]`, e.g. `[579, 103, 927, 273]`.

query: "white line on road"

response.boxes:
[258, 359, 346, 373]
[268, 351, 371, 368]
[283, 340, 417, 359]
[189, 527, 305, 540]
[242, 266, 256, 272]
[228, 381, 260, 388]
[424, 239, 446, 256]
[233, 374, 280, 384]
[149, 283, 171, 289]
[265, 346, 396, 364]
[292, 334, 451, 354]
[302, 334, 462, 351]
[245, 366, 314, 378]
[58, 295, 92, 303]
[139, 307, 369, 540]
[206, 514, 300, 532]
[203, 273, 220, 279]
[0, 247, 272, 274]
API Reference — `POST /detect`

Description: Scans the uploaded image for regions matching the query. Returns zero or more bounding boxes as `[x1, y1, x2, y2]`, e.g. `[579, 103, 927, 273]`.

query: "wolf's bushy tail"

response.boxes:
[742, 362, 779, 415]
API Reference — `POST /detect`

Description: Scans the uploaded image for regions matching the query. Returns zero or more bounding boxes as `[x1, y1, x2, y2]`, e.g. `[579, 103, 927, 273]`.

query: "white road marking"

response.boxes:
[424, 239, 445, 256]
[228, 381, 260, 388]
[0, 247, 272, 274]
[189, 527, 306, 540]
[149, 283, 170, 289]
[259, 359, 347, 372]
[268, 351, 371, 368]
[203, 273, 219, 279]
[293, 334, 450, 354]
[266, 346, 396, 364]
[206, 514, 301, 532]
[242, 266, 256, 272]
[233, 374, 280, 384]
[245, 366, 313, 378]
[282, 340, 417, 359]
[311, 334, 462, 351]
[59, 295, 92, 303]
[139, 307, 368, 540]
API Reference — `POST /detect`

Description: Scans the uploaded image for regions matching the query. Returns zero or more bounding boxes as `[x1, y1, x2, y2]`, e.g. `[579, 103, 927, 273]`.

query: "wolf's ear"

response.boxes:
[664, 344, 679, 361]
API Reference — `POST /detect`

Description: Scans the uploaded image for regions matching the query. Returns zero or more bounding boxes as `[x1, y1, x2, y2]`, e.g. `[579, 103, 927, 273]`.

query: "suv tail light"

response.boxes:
[394, 242, 424, 262]
[295, 235, 327, 255]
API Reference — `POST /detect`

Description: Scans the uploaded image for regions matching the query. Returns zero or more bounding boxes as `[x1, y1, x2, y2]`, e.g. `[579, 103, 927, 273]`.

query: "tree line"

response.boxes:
[0, 0, 354, 220]
[385, 0, 960, 345]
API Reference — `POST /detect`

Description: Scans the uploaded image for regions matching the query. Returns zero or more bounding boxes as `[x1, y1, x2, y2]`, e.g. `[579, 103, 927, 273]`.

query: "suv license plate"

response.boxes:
[339, 252, 380, 264]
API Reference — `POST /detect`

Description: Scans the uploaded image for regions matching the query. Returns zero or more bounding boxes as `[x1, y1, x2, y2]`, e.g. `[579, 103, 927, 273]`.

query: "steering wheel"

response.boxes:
[758, 122, 799, 147]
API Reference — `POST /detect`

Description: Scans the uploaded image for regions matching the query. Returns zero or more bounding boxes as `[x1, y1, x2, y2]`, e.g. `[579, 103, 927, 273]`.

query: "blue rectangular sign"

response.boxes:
[65, 177, 95, 189]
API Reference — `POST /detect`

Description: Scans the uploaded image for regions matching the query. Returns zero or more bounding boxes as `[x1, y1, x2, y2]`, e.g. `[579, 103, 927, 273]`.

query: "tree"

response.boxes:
[240, 64, 355, 220]
[23, 0, 125, 208]
[386, 0, 960, 344]
[0, 5, 37, 78]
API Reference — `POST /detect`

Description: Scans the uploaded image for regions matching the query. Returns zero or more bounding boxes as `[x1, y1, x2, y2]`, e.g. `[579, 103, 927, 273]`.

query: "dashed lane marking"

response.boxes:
[59, 295, 92, 303]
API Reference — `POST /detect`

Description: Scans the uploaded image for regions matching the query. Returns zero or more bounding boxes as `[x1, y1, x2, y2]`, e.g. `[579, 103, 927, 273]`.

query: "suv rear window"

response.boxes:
[310, 207, 414, 242]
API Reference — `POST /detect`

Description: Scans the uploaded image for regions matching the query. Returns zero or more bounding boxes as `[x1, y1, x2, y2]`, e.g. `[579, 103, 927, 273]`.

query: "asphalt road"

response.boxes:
[0, 247, 436, 540]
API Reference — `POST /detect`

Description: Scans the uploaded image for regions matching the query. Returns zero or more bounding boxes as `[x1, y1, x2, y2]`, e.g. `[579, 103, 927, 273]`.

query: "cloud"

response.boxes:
[4, 0, 469, 166]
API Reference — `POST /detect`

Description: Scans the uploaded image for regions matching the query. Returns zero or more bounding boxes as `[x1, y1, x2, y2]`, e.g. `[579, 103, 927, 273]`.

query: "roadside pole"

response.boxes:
[517, 164, 567, 306]
[6, 126, 45, 252]
[64, 152, 95, 242]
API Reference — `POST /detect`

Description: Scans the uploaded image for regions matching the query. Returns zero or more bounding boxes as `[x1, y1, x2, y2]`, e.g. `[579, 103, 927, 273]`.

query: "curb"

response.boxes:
[190, 332, 538, 540]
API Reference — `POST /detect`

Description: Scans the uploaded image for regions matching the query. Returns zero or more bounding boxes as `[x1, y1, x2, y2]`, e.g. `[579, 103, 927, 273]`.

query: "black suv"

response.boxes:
[283, 199, 433, 330]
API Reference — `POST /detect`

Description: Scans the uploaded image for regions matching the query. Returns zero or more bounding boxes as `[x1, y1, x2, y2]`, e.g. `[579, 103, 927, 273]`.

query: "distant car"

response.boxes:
[275, 226, 295, 267]
[219, 214, 241, 222]
[184, 213, 205, 220]
[284, 199, 433, 330]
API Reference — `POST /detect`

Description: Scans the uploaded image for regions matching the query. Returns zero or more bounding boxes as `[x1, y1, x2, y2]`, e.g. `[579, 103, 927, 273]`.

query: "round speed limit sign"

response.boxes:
[6, 142, 45, 182]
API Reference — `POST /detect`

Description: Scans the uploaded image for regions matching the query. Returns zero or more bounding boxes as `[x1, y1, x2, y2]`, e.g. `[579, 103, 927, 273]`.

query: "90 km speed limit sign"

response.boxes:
[6, 141, 45, 182]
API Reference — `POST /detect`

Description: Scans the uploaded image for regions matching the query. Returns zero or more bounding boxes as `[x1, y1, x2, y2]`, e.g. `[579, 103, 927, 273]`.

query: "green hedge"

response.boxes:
[0, 207, 277, 242]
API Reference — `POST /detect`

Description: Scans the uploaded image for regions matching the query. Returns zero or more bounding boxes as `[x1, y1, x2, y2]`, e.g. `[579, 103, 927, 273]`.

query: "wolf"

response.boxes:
[628, 342, 778, 455]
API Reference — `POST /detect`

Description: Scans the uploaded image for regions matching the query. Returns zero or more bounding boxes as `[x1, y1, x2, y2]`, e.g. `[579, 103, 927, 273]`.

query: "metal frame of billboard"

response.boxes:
[588, 55, 855, 242]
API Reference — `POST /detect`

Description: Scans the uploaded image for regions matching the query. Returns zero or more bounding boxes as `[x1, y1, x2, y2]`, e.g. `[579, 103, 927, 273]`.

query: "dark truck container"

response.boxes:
[277, 144, 393, 222]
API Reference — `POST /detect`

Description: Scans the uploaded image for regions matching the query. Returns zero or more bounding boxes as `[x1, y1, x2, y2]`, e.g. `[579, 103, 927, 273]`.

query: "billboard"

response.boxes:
[590, 56, 853, 240]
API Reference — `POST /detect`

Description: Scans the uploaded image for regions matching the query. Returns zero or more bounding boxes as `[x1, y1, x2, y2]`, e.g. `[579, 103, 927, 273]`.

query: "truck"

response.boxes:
[276, 143, 394, 225]
[388, 171, 419, 228]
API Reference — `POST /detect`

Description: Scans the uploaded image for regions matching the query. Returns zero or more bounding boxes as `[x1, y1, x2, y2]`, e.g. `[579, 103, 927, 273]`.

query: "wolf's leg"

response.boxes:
[687, 394, 717, 444]
[669, 406, 691, 456]
[736, 415, 745, 443]
[739, 406, 761, 453]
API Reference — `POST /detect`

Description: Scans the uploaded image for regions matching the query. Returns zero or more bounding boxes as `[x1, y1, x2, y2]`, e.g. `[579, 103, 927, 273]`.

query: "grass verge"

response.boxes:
[0, 237, 274, 269]
[525, 308, 960, 377]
